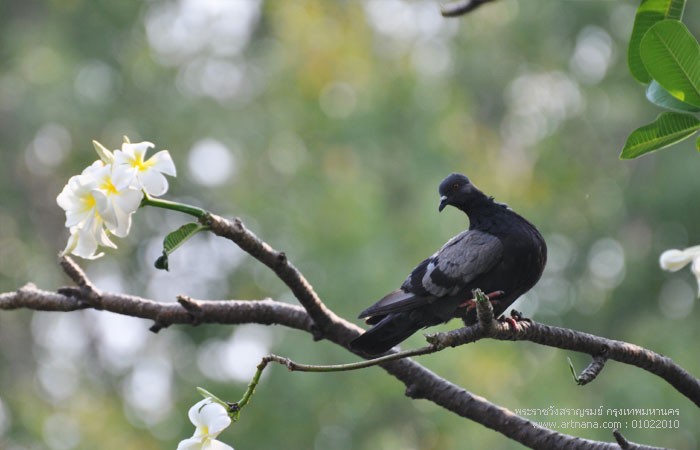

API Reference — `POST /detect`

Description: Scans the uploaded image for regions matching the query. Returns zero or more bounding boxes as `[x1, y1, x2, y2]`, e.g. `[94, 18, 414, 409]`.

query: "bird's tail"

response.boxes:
[349, 312, 423, 356]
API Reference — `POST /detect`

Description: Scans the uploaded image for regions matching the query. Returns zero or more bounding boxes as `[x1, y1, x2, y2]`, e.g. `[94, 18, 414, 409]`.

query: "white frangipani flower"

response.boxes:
[112, 140, 176, 197]
[177, 399, 233, 450]
[660, 245, 700, 296]
[57, 138, 178, 259]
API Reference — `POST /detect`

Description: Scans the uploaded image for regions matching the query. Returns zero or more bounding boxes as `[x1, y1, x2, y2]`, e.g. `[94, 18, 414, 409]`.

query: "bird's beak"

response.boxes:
[438, 195, 448, 212]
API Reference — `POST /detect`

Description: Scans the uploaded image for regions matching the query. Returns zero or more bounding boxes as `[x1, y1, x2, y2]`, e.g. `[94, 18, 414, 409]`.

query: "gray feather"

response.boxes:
[419, 230, 502, 296]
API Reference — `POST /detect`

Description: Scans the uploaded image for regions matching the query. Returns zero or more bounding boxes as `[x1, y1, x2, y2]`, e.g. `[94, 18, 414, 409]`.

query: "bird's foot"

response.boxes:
[497, 309, 531, 331]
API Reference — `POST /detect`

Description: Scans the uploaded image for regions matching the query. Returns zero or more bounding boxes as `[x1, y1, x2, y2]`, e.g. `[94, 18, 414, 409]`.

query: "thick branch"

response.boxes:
[0, 282, 313, 334]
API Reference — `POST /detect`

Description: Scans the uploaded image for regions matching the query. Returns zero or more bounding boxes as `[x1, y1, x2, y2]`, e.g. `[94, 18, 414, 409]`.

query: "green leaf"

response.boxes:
[620, 112, 700, 159]
[154, 252, 169, 271]
[154, 222, 209, 271]
[628, 0, 685, 83]
[640, 20, 700, 107]
[646, 80, 700, 112]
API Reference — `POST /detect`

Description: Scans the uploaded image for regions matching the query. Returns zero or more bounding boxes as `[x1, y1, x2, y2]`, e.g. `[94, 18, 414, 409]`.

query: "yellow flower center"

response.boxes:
[131, 153, 154, 172]
[83, 195, 97, 211]
[99, 178, 118, 195]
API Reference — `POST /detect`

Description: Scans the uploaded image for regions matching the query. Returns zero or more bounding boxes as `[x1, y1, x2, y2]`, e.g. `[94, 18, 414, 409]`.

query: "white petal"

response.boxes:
[112, 164, 139, 191]
[148, 150, 177, 176]
[81, 160, 106, 178]
[203, 439, 234, 450]
[188, 399, 212, 427]
[113, 149, 133, 166]
[107, 189, 143, 237]
[692, 256, 700, 298]
[60, 229, 80, 257]
[187, 400, 230, 437]
[116, 188, 144, 214]
[138, 169, 169, 197]
[58, 176, 100, 227]
[685, 245, 700, 258]
[659, 249, 693, 272]
[198, 403, 231, 436]
[96, 226, 117, 249]
[104, 204, 132, 237]
[56, 183, 79, 211]
[70, 227, 103, 259]
[177, 437, 204, 450]
[92, 190, 118, 230]
[123, 141, 154, 159]
[64, 209, 91, 228]
[84, 214, 117, 249]
[68, 174, 100, 203]
[58, 174, 97, 211]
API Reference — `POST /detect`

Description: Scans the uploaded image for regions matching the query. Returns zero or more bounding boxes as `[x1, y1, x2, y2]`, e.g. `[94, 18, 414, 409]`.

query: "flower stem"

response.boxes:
[231, 359, 268, 421]
[140, 194, 208, 218]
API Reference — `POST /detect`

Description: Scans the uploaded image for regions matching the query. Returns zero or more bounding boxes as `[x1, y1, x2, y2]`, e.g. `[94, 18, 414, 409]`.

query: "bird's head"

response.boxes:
[438, 173, 483, 212]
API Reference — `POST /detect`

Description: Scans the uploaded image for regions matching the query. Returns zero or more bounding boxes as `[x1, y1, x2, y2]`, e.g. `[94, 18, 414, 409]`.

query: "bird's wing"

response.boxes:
[358, 230, 503, 319]
[412, 229, 503, 297]
[357, 289, 428, 320]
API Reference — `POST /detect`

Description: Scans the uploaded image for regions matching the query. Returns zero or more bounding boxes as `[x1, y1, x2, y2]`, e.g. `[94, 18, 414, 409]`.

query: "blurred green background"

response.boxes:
[1, 0, 699, 449]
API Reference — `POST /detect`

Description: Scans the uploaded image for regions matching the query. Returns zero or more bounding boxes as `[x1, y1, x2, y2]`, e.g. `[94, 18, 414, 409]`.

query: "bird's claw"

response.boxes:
[509, 309, 531, 322]
[497, 309, 530, 331]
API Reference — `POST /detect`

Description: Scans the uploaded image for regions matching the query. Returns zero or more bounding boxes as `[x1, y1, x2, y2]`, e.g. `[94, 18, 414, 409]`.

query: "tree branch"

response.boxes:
[426, 300, 700, 408]
[1, 281, 314, 334]
[1, 217, 691, 449]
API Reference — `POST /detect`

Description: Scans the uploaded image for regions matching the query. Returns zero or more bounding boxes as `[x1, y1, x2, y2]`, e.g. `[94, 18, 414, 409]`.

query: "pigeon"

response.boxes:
[350, 173, 547, 355]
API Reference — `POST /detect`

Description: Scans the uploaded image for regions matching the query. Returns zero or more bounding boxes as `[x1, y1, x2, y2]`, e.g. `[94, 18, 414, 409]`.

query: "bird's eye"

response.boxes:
[452, 183, 460, 191]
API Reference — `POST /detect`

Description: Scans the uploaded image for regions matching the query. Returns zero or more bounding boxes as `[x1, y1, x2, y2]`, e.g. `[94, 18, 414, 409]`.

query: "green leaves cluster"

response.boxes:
[621, 0, 700, 159]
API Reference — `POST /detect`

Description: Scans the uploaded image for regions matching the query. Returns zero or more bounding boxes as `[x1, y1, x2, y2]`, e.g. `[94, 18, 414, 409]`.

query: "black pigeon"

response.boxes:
[350, 173, 547, 355]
